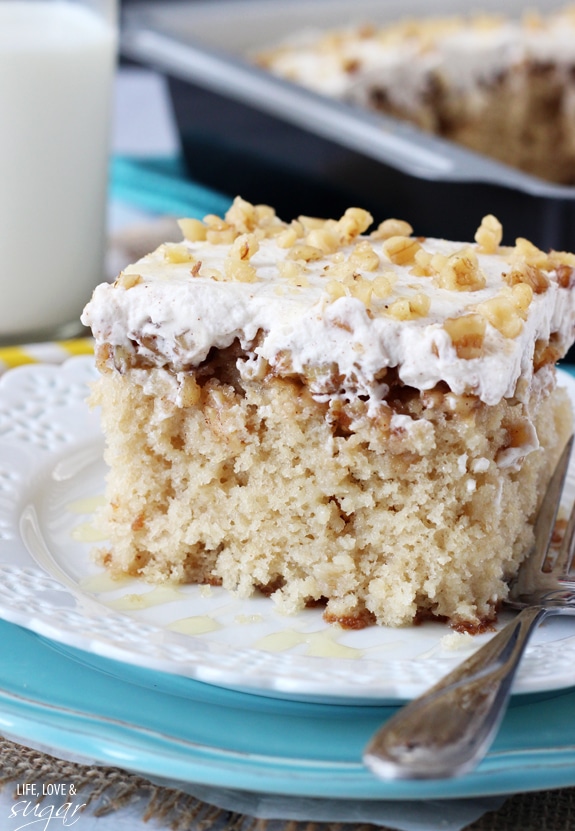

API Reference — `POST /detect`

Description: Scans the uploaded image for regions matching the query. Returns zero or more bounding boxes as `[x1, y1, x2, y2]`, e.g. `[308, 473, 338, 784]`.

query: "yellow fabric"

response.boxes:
[58, 337, 95, 357]
[0, 338, 94, 374]
[0, 346, 38, 369]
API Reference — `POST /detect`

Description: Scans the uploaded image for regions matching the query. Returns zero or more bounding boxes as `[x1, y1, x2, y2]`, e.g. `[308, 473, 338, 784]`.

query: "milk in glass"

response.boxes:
[0, 1, 116, 341]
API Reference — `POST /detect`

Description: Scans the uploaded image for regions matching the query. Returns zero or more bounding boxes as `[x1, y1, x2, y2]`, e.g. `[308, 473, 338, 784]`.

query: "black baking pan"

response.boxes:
[120, 0, 575, 253]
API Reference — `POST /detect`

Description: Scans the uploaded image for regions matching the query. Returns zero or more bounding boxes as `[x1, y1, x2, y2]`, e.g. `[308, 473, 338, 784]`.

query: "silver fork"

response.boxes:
[364, 434, 575, 781]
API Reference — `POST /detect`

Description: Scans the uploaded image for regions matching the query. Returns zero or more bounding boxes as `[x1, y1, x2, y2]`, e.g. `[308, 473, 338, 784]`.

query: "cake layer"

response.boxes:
[89, 354, 570, 629]
[82, 198, 575, 628]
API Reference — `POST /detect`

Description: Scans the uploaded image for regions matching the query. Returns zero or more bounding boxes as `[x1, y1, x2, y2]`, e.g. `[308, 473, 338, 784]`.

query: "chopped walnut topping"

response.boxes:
[325, 274, 373, 307]
[288, 244, 325, 262]
[371, 218, 413, 241]
[224, 196, 260, 234]
[163, 243, 196, 264]
[435, 248, 486, 292]
[203, 197, 284, 243]
[444, 314, 486, 359]
[298, 215, 326, 232]
[511, 237, 549, 270]
[372, 273, 396, 298]
[534, 337, 564, 371]
[204, 214, 230, 232]
[254, 203, 277, 223]
[555, 263, 575, 288]
[350, 279, 373, 306]
[475, 292, 523, 338]
[503, 263, 549, 294]
[230, 233, 260, 261]
[278, 260, 309, 287]
[224, 259, 257, 283]
[324, 258, 357, 284]
[386, 293, 430, 320]
[474, 214, 502, 254]
[199, 265, 224, 281]
[165, 201, 566, 363]
[410, 248, 434, 277]
[326, 280, 347, 301]
[223, 232, 260, 282]
[550, 250, 575, 268]
[321, 238, 390, 308]
[250, 205, 286, 238]
[178, 197, 285, 247]
[510, 283, 533, 319]
[277, 221, 304, 249]
[204, 214, 238, 245]
[115, 271, 143, 290]
[306, 225, 340, 254]
[335, 207, 373, 243]
[276, 228, 297, 249]
[548, 251, 575, 288]
[178, 218, 207, 242]
[349, 240, 380, 271]
[382, 235, 422, 266]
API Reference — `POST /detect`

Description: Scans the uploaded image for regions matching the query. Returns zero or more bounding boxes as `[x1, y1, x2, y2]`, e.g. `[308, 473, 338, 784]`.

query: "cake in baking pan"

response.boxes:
[256, 6, 575, 184]
[82, 197, 575, 629]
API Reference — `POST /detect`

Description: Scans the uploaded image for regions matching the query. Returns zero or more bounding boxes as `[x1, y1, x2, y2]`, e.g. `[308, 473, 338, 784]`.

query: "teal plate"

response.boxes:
[1, 617, 575, 802]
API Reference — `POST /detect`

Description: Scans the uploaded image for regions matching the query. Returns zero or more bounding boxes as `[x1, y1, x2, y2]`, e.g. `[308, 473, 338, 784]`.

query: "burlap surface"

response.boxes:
[1, 737, 574, 831]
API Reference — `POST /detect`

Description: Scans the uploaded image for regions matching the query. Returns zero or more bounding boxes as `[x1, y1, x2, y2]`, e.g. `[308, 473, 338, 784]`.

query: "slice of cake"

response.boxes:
[255, 7, 575, 184]
[82, 198, 575, 629]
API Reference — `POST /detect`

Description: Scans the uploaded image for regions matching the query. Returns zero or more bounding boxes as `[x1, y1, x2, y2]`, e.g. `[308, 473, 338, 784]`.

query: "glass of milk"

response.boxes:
[0, 0, 117, 344]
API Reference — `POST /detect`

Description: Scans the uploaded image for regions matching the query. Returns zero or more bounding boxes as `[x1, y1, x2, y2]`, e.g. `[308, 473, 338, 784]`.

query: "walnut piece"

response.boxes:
[114, 271, 143, 290]
[386, 293, 430, 320]
[163, 243, 196, 264]
[371, 218, 413, 241]
[278, 260, 309, 287]
[349, 240, 380, 271]
[444, 314, 486, 359]
[503, 263, 549, 294]
[474, 214, 502, 254]
[230, 233, 259, 261]
[223, 232, 260, 282]
[178, 218, 207, 242]
[382, 235, 422, 266]
[288, 244, 325, 262]
[475, 292, 524, 338]
[277, 222, 303, 249]
[435, 248, 486, 292]
[336, 207, 373, 243]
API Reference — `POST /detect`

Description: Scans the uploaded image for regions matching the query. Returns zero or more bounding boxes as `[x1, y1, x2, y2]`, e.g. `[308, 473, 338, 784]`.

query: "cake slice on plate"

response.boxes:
[82, 198, 575, 629]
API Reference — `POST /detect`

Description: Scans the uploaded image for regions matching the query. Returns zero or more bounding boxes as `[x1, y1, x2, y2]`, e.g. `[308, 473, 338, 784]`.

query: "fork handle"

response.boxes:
[363, 605, 549, 780]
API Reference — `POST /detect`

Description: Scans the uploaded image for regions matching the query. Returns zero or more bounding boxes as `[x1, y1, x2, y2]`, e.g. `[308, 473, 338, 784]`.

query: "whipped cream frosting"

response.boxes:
[82, 224, 575, 407]
[255, 8, 575, 111]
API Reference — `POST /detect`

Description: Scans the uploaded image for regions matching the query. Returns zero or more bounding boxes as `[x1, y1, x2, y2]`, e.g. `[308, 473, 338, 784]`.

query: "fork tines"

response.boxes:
[512, 435, 574, 597]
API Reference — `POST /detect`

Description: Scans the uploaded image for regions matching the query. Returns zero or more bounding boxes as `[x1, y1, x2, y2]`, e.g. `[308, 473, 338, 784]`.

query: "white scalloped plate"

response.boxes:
[1, 356, 575, 704]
